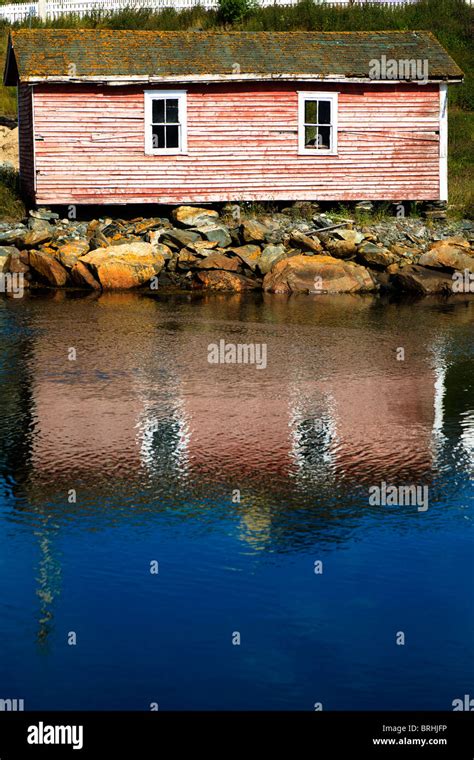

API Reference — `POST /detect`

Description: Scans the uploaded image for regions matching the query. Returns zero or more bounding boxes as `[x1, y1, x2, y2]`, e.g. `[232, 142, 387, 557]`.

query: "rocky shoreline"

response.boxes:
[0, 204, 473, 297]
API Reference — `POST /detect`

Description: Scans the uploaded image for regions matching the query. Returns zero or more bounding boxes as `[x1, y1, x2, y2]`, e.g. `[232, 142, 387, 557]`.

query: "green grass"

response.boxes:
[448, 107, 474, 218]
[0, 167, 25, 220]
[0, 0, 471, 217]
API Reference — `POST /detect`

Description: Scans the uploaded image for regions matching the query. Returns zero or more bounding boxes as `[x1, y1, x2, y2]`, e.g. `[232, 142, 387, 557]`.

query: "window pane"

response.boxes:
[152, 125, 165, 150]
[319, 100, 331, 125]
[152, 99, 165, 124]
[318, 125, 331, 149]
[305, 126, 318, 147]
[166, 125, 179, 149]
[305, 100, 317, 124]
[166, 99, 179, 124]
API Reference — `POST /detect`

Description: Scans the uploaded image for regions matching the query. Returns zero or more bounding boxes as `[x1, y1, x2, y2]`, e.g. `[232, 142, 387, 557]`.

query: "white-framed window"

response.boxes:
[144, 90, 187, 155]
[298, 92, 338, 155]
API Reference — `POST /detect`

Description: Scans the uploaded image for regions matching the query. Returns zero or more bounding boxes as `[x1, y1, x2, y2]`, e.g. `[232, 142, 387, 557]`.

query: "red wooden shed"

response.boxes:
[3, 29, 463, 206]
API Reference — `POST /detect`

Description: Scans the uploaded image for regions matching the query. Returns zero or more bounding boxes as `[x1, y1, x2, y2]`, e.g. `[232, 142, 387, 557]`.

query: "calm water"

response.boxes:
[0, 291, 472, 710]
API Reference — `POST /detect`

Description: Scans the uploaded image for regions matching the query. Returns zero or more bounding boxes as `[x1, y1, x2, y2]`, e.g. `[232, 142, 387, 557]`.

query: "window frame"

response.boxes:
[144, 90, 188, 156]
[297, 91, 338, 156]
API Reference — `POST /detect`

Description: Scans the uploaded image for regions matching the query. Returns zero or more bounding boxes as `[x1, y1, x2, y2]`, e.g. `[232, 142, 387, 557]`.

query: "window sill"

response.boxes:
[145, 150, 188, 156]
[298, 149, 338, 156]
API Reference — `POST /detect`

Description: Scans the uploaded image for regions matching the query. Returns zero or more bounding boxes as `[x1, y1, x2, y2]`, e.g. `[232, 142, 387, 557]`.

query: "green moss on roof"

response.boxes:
[5, 29, 463, 82]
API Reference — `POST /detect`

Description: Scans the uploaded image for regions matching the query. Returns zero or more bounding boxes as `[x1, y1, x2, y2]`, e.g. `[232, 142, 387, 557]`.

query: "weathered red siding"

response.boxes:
[31, 82, 441, 205]
[18, 83, 35, 201]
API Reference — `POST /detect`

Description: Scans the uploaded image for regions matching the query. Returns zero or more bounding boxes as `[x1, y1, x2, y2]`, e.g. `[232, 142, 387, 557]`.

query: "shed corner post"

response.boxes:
[439, 83, 448, 202]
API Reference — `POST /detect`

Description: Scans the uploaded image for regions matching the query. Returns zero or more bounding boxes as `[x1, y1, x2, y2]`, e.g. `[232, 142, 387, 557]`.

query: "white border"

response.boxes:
[439, 83, 448, 202]
[144, 89, 187, 156]
[297, 91, 338, 156]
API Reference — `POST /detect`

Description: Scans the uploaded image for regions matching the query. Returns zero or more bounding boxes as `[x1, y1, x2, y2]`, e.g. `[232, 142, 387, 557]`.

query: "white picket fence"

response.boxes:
[0, 0, 424, 24]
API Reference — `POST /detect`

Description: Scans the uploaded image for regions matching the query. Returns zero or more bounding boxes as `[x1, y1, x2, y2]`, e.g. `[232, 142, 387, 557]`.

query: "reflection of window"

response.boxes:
[298, 92, 338, 155]
[144, 90, 187, 155]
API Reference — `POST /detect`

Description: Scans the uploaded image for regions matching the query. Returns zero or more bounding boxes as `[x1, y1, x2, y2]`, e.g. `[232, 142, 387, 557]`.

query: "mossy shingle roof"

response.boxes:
[4, 29, 463, 84]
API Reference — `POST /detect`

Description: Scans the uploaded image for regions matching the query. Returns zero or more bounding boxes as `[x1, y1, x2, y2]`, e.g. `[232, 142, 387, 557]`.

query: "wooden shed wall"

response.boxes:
[18, 83, 35, 201]
[30, 82, 442, 204]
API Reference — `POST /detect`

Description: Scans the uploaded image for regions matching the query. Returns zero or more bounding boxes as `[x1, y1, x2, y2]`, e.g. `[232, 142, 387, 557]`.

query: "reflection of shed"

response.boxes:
[4, 30, 462, 205]
[21, 294, 446, 490]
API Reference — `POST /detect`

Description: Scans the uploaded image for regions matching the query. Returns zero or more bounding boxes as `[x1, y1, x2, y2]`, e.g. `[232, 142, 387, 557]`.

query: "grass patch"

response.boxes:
[448, 108, 474, 218]
[0, 167, 25, 220]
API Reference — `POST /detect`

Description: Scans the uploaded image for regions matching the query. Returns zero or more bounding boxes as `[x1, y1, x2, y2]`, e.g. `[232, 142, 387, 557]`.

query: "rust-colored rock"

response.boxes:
[289, 231, 323, 253]
[418, 246, 474, 273]
[172, 206, 219, 227]
[324, 239, 357, 259]
[187, 239, 219, 255]
[194, 270, 259, 291]
[29, 250, 68, 287]
[56, 240, 90, 269]
[430, 237, 470, 250]
[70, 261, 101, 290]
[6, 252, 29, 274]
[263, 254, 375, 294]
[241, 219, 269, 244]
[196, 253, 240, 272]
[23, 228, 53, 247]
[227, 244, 262, 271]
[80, 242, 164, 289]
[177, 249, 199, 269]
[390, 265, 454, 295]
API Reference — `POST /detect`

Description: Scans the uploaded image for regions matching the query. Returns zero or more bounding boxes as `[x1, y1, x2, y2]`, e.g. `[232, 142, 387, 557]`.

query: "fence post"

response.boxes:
[37, 0, 47, 20]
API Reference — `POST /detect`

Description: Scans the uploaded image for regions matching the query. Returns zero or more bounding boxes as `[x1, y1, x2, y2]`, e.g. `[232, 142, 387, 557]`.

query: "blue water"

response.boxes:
[0, 292, 472, 710]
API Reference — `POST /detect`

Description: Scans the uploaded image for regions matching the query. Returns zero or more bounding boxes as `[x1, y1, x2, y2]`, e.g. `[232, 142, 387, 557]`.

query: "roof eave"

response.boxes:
[20, 73, 464, 85]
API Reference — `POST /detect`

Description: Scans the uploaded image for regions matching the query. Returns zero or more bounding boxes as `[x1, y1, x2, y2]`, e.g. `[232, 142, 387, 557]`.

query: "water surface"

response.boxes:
[0, 291, 472, 710]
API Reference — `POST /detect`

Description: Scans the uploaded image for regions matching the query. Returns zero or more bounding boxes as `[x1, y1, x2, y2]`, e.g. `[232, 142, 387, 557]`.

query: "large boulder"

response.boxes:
[172, 206, 219, 227]
[80, 242, 164, 290]
[390, 265, 454, 295]
[29, 250, 68, 287]
[194, 270, 259, 291]
[418, 244, 474, 273]
[263, 254, 376, 294]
